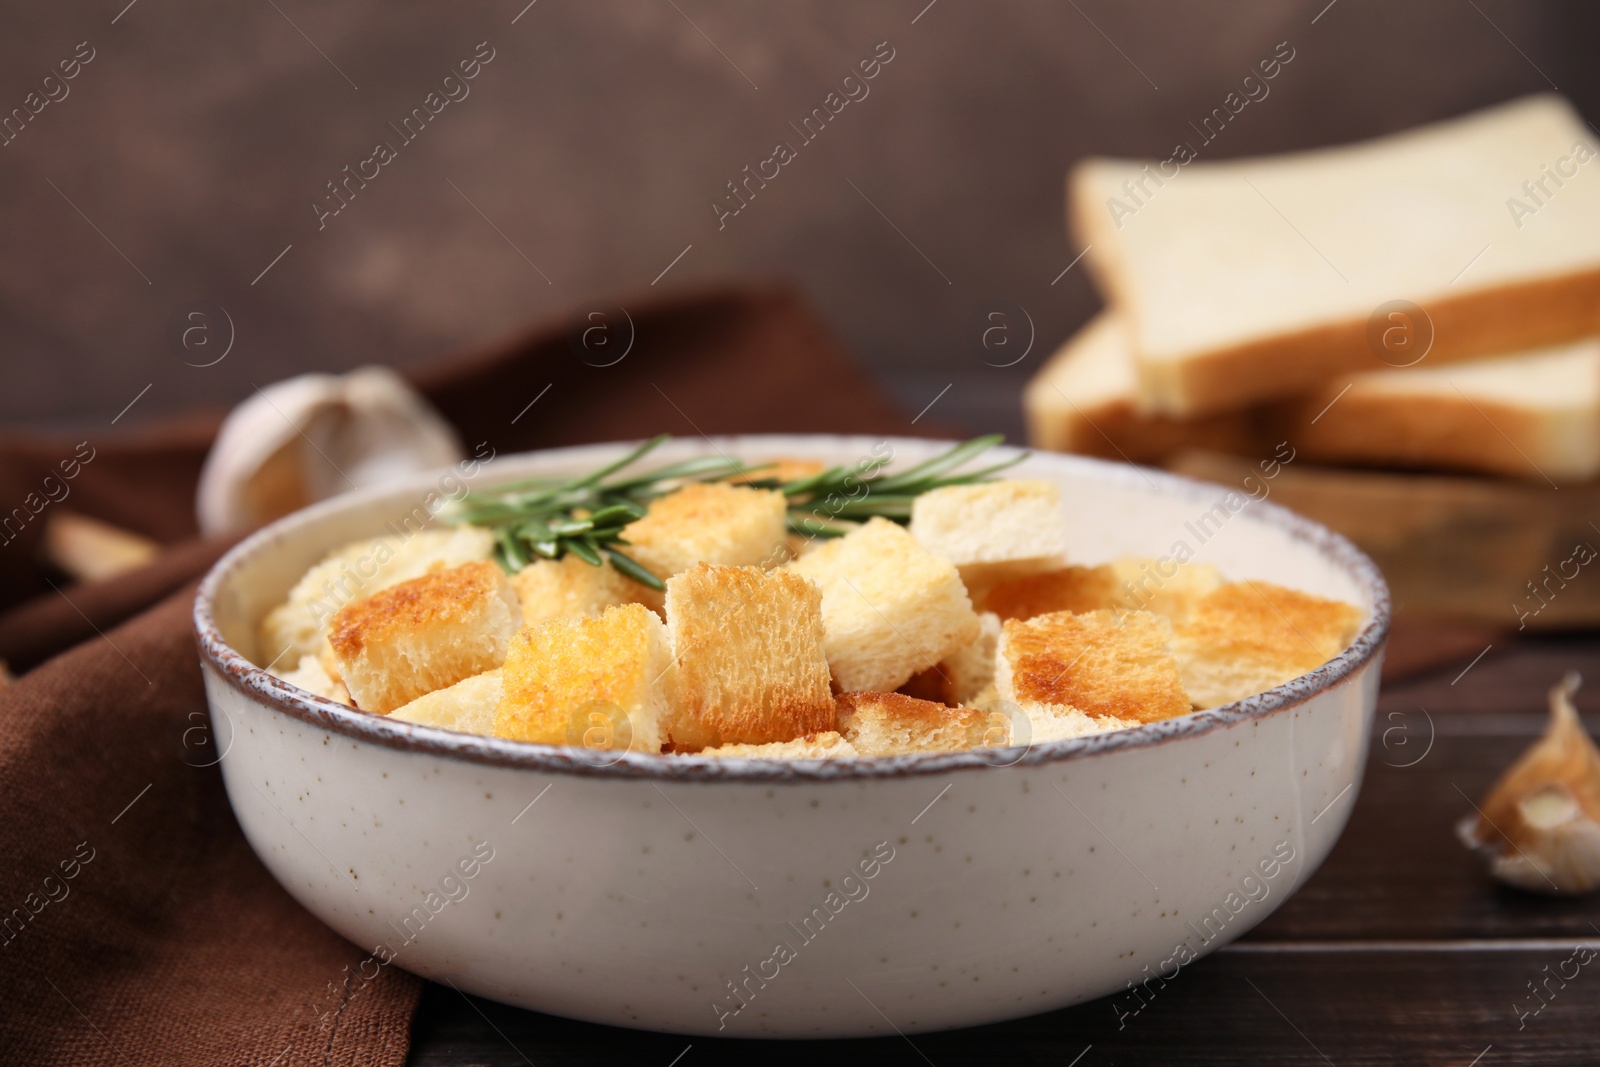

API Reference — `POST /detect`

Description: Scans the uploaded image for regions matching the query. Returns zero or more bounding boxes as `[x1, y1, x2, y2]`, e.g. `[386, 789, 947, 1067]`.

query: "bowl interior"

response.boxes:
[198, 435, 1387, 773]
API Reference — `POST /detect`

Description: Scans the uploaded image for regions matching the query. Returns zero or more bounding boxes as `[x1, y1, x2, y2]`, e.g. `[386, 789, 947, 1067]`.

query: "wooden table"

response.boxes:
[407, 632, 1600, 1065]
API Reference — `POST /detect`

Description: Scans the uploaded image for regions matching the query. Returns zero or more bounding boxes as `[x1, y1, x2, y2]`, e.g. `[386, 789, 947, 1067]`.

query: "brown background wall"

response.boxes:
[1, 0, 1596, 440]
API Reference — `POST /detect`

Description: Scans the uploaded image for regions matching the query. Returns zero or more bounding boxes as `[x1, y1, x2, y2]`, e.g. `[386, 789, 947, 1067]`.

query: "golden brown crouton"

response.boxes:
[510, 553, 650, 626]
[784, 517, 980, 693]
[979, 557, 1222, 624]
[1174, 581, 1364, 709]
[835, 691, 1007, 755]
[665, 563, 835, 751]
[327, 560, 518, 713]
[1104, 558, 1223, 623]
[391, 669, 503, 737]
[257, 525, 494, 669]
[910, 480, 1067, 592]
[494, 602, 674, 752]
[699, 731, 859, 759]
[996, 609, 1190, 735]
[733, 458, 827, 485]
[620, 483, 788, 606]
[275, 653, 351, 705]
[901, 612, 1002, 707]
[979, 565, 1121, 622]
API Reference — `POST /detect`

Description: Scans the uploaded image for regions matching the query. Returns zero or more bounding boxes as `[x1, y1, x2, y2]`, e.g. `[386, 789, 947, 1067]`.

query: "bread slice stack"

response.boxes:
[1029, 94, 1600, 484]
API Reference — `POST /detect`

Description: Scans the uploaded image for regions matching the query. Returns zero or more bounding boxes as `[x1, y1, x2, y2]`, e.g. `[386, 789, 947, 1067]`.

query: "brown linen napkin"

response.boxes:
[0, 284, 931, 1064]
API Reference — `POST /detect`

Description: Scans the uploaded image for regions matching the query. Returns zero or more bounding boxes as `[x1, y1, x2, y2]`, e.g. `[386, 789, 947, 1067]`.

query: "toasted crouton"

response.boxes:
[979, 565, 1120, 622]
[835, 691, 1006, 755]
[495, 602, 674, 752]
[275, 653, 351, 705]
[903, 611, 1002, 706]
[785, 517, 980, 693]
[665, 563, 835, 750]
[1104, 558, 1223, 623]
[620, 483, 789, 606]
[910, 480, 1067, 591]
[980, 557, 1222, 623]
[391, 669, 503, 737]
[734, 458, 827, 485]
[327, 560, 519, 713]
[257, 525, 494, 668]
[1174, 581, 1363, 709]
[997, 609, 1190, 735]
[511, 553, 650, 626]
[700, 731, 859, 759]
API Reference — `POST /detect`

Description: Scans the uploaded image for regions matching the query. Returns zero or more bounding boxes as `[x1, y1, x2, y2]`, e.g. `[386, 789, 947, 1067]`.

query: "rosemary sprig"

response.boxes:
[446, 434, 1024, 589]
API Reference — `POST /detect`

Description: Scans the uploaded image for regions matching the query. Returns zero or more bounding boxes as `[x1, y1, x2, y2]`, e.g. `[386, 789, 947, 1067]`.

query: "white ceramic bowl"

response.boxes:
[194, 436, 1388, 1038]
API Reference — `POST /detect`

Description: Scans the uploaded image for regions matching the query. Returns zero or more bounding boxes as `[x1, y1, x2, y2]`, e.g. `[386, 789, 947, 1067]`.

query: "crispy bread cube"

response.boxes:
[327, 559, 518, 713]
[1105, 558, 1223, 623]
[785, 517, 980, 693]
[910, 480, 1068, 591]
[980, 565, 1120, 622]
[494, 602, 674, 752]
[391, 669, 503, 737]
[620, 483, 789, 606]
[257, 525, 494, 669]
[700, 731, 859, 760]
[734, 458, 827, 485]
[980, 558, 1222, 623]
[835, 691, 1006, 755]
[997, 609, 1190, 736]
[275, 653, 351, 705]
[1174, 581, 1364, 709]
[511, 553, 649, 626]
[903, 611, 1002, 706]
[665, 563, 834, 750]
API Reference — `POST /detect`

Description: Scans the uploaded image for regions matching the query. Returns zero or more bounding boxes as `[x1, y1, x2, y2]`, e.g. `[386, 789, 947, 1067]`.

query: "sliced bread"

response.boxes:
[1070, 95, 1600, 415]
[1027, 310, 1600, 482]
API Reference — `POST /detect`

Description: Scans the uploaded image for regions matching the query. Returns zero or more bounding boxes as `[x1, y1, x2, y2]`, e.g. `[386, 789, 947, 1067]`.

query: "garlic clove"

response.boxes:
[197, 367, 464, 534]
[1457, 672, 1600, 895]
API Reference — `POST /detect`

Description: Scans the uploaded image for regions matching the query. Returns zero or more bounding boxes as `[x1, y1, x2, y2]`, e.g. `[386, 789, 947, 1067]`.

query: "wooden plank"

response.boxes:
[1165, 450, 1600, 630]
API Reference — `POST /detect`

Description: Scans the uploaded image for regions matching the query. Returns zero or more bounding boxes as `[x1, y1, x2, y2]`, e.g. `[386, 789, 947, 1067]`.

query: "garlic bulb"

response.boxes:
[1457, 672, 1600, 895]
[197, 367, 464, 534]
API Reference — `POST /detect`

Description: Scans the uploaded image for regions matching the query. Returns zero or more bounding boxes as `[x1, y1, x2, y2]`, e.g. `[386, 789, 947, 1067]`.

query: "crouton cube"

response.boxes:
[996, 609, 1190, 737]
[274, 653, 351, 705]
[495, 602, 674, 753]
[978, 564, 1119, 621]
[1104, 557, 1223, 623]
[733, 458, 827, 485]
[510, 553, 649, 626]
[1174, 581, 1364, 709]
[327, 559, 518, 713]
[835, 691, 1007, 755]
[979, 558, 1222, 623]
[257, 525, 494, 668]
[391, 669, 503, 737]
[699, 731, 859, 760]
[909, 480, 1068, 591]
[620, 483, 789, 606]
[784, 517, 980, 693]
[902, 612, 1002, 706]
[665, 563, 835, 751]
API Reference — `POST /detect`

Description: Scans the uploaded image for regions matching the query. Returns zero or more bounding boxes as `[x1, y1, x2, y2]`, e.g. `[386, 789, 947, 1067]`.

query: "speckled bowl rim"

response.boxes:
[194, 436, 1390, 783]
